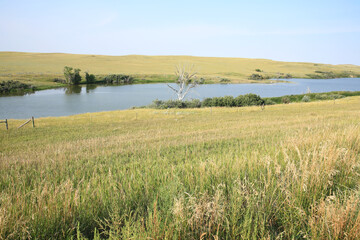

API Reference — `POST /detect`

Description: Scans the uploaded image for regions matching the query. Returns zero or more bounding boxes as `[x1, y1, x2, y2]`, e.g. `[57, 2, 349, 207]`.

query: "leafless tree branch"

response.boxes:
[167, 64, 199, 101]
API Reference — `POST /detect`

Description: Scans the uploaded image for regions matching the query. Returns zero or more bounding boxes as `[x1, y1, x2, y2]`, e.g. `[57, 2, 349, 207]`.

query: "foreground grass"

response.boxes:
[1, 52, 360, 90]
[1, 97, 360, 239]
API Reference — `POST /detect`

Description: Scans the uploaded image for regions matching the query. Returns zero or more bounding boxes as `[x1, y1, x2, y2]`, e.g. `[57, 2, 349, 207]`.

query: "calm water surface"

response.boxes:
[1, 78, 360, 119]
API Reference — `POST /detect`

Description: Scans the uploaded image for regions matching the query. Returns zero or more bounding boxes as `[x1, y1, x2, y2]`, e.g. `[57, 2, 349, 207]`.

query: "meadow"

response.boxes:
[1, 97, 360, 239]
[1, 52, 360, 90]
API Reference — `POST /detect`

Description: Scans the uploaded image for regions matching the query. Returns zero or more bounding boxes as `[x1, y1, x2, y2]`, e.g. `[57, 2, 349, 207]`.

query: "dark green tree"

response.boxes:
[63, 66, 82, 85]
[85, 72, 96, 84]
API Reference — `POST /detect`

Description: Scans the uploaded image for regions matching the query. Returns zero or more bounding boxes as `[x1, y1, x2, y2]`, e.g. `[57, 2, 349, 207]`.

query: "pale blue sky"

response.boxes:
[1, 0, 360, 64]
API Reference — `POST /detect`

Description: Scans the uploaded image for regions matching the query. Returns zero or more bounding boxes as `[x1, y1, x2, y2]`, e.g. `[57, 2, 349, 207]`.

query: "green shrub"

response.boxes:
[150, 99, 201, 109]
[329, 94, 345, 99]
[211, 97, 224, 107]
[305, 71, 359, 79]
[150, 94, 265, 109]
[53, 78, 66, 84]
[278, 73, 293, 79]
[213, 94, 264, 108]
[102, 74, 133, 84]
[282, 97, 290, 104]
[264, 91, 360, 105]
[85, 72, 96, 84]
[313, 93, 345, 101]
[249, 74, 263, 80]
[241, 93, 265, 106]
[222, 96, 236, 107]
[187, 99, 202, 108]
[234, 95, 245, 107]
[314, 94, 329, 100]
[202, 98, 213, 107]
[249, 74, 270, 80]
[264, 99, 276, 105]
[220, 78, 230, 83]
[198, 78, 206, 84]
[302, 95, 310, 102]
[63, 66, 82, 85]
[0, 80, 35, 94]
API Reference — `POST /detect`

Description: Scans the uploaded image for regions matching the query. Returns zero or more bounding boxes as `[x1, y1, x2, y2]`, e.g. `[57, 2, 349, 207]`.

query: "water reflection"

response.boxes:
[0, 90, 35, 97]
[65, 85, 82, 94]
[2, 78, 360, 119]
[86, 84, 98, 93]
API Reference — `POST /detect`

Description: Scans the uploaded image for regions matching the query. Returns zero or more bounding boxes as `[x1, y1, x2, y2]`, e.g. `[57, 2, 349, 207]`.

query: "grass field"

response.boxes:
[1, 52, 360, 89]
[1, 97, 360, 239]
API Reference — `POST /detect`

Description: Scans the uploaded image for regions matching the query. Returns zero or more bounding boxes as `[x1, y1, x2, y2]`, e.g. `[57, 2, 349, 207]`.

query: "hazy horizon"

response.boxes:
[1, 0, 360, 65]
[3, 50, 360, 66]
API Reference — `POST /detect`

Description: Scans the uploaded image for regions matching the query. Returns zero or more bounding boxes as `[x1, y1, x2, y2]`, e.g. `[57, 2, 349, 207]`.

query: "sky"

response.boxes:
[1, 0, 360, 65]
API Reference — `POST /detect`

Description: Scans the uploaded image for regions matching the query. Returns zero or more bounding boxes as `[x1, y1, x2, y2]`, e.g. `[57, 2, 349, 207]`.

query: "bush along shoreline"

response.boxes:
[145, 91, 360, 109]
[0, 80, 36, 95]
[265, 91, 360, 105]
[148, 93, 265, 109]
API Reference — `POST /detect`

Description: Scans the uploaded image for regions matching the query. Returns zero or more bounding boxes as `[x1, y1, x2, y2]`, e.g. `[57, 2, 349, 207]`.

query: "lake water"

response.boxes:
[1, 78, 360, 119]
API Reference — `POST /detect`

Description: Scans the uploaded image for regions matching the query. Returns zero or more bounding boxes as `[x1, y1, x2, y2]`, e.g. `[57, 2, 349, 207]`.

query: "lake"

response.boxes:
[1, 78, 360, 119]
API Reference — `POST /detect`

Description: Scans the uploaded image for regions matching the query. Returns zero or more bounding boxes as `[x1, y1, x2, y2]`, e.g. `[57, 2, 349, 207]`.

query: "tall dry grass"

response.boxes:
[0, 97, 360, 239]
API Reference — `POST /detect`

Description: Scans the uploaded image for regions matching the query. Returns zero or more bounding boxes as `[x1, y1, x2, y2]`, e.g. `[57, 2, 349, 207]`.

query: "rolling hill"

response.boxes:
[1, 51, 360, 88]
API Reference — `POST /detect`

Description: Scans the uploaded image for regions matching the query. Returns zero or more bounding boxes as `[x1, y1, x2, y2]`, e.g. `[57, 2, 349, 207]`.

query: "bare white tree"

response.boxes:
[306, 86, 311, 94]
[167, 64, 200, 101]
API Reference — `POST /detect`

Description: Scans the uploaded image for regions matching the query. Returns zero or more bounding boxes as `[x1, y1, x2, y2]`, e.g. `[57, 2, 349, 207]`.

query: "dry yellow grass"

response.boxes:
[1, 97, 360, 239]
[1, 51, 360, 87]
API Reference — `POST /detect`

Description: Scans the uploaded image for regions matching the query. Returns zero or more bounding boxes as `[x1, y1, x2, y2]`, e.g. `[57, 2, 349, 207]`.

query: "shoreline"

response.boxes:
[2, 90, 360, 120]
[4, 76, 360, 97]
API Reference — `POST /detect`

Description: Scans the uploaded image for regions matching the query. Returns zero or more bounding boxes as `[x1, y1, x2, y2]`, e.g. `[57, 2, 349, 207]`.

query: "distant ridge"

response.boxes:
[1, 52, 360, 85]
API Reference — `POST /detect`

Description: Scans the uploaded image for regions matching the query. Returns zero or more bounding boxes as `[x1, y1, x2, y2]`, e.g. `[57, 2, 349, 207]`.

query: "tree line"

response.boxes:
[62, 66, 134, 85]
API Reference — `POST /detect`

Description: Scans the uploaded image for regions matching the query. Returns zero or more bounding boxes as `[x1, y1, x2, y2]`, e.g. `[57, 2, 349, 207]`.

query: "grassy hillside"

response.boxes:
[1, 97, 360, 239]
[1, 52, 360, 88]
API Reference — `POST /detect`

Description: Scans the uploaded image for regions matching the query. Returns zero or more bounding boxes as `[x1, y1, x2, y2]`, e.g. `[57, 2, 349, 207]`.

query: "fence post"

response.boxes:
[5, 119, 8, 130]
[18, 119, 31, 129]
[32, 117, 35, 128]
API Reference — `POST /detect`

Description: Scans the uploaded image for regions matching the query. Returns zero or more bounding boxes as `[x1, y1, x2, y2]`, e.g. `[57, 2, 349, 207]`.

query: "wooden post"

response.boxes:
[3, 119, 8, 130]
[32, 117, 35, 128]
[18, 119, 31, 129]
[0, 119, 8, 130]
